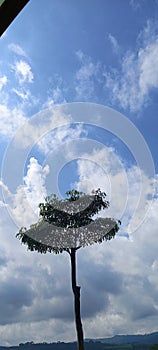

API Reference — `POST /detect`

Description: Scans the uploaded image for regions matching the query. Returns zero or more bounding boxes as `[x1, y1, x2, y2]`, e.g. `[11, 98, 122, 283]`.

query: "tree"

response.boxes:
[16, 189, 120, 350]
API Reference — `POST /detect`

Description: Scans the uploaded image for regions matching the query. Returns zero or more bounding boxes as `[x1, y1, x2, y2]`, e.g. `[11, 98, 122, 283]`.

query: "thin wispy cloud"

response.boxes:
[0, 104, 26, 139]
[75, 50, 101, 100]
[13, 60, 34, 84]
[104, 20, 158, 112]
[13, 88, 31, 100]
[129, 0, 142, 10]
[108, 33, 120, 54]
[0, 75, 7, 91]
[44, 86, 66, 107]
[8, 43, 27, 58]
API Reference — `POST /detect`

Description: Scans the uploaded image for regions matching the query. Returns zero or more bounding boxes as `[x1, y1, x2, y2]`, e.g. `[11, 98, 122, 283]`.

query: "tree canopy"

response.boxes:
[16, 189, 120, 254]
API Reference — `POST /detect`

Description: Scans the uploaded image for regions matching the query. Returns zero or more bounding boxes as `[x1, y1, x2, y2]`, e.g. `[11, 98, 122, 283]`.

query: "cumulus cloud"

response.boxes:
[0, 99, 157, 344]
[0, 100, 157, 345]
[80, 259, 123, 319]
[13, 60, 34, 84]
[0, 150, 158, 344]
[80, 197, 158, 337]
[23, 157, 49, 210]
[69, 145, 154, 235]
[0, 201, 75, 343]
[2, 123, 87, 226]
[1, 4, 158, 346]
[104, 20, 158, 112]
[0, 277, 35, 325]
[3, 157, 49, 228]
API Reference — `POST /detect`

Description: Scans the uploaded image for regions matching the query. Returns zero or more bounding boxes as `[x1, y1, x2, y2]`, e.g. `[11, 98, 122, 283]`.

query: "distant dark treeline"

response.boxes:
[0, 341, 155, 350]
[1, 332, 158, 350]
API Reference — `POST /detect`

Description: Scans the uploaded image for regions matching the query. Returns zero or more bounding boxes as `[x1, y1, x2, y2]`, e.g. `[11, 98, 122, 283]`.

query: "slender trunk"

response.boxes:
[70, 248, 84, 350]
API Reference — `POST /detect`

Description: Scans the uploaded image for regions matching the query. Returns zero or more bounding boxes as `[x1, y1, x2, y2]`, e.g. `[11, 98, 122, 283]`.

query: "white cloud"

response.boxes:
[37, 122, 87, 155]
[0, 200, 6, 207]
[0, 8, 158, 347]
[44, 86, 66, 108]
[51, 86, 66, 104]
[8, 43, 27, 57]
[13, 88, 31, 100]
[0, 143, 158, 344]
[13, 60, 34, 84]
[108, 33, 119, 54]
[137, 19, 158, 46]
[139, 39, 158, 94]
[70, 146, 155, 236]
[0, 72, 157, 344]
[51, 86, 64, 103]
[0, 157, 49, 229]
[104, 20, 158, 112]
[0, 75, 7, 90]
[129, 0, 142, 10]
[11, 107, 73, 151]
[24, 158, 49, 208]
[104, 52, 142, 112]
[75, 50, 101, 100]
[12, 168, 48, 228]
[80, 195, 158, 336]
[0, 104, 26, 139]
[43, 75, 67, 107]
[5, 106, 87, 160]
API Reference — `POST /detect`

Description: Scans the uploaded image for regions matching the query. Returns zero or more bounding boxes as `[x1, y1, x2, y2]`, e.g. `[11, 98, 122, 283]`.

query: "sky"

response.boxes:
[0, 0, 158, 346]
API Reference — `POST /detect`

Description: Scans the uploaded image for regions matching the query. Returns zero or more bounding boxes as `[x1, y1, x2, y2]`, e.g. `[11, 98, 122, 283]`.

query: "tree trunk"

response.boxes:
[70, 248, 84, 350]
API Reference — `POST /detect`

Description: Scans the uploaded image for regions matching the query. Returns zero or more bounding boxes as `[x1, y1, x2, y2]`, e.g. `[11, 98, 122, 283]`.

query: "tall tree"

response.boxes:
[16, 189, 120, 350]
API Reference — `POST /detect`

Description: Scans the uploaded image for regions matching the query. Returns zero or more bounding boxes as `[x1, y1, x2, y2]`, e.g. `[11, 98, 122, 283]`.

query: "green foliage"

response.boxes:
[17, 226, 59, 254]
[39, 188, 109, 228]
[150, 345, 158, 350]
[16, 189, 120, 254]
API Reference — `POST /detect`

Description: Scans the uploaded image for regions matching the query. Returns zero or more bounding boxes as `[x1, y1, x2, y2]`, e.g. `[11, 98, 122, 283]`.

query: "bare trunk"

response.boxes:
[70, 248, 84, 350]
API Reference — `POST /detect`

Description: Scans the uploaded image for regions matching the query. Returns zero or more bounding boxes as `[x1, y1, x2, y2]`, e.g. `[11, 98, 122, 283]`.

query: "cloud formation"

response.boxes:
[104, 20, 158, 112]
[13, 60, 34, 84]
[0, 75, 7, 91]
[0, 5, 158, 346]
[8, 43, 27, 58]
[0, 149, 158, 345]
[75, 50, 101, 100]
[0, 106, 157, 343]
[108, 33, 120, 54]
[0, 104, 26, 139]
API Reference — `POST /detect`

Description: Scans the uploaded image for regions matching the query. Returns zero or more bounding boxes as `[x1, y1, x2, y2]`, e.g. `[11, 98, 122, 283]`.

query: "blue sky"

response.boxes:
[0, 0, 158, 346]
